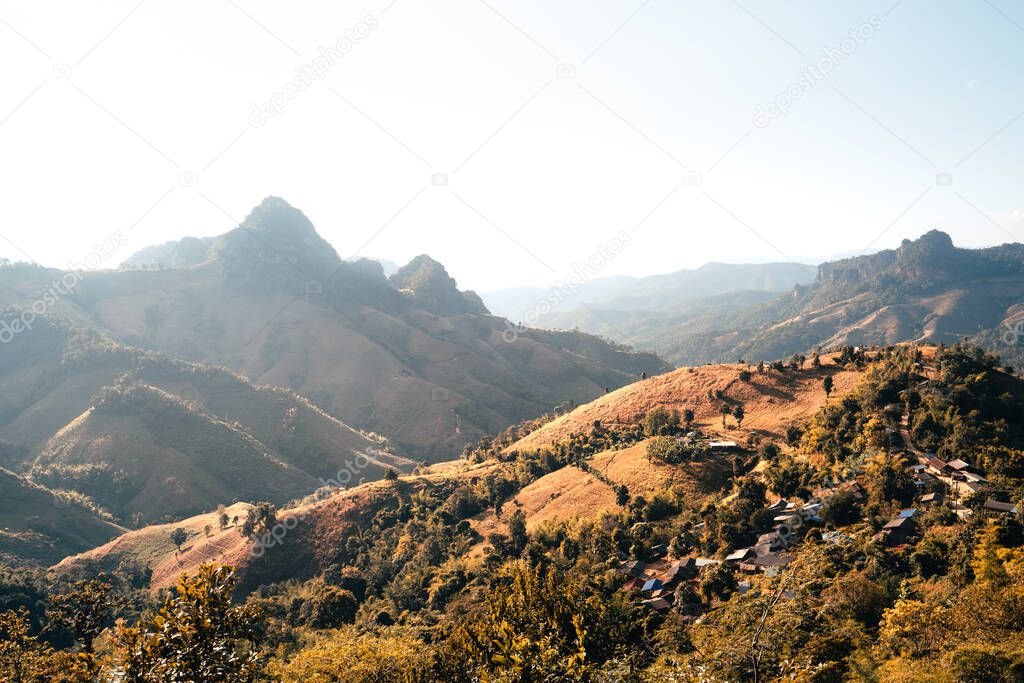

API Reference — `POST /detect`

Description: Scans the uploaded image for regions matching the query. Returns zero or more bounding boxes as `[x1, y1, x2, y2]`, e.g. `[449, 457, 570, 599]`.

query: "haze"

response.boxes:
[1, 0, 1023, 289]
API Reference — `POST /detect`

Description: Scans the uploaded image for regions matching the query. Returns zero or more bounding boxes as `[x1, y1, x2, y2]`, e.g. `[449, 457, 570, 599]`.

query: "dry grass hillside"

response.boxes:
[53, 356, 866, 584]
[0, 317, 411, 528]
[56, 461, 505, 591]
[467, 438, 735, 560]
[0, 468, 125, 566]
[509, 355, 862, 452]
[53, 502, 255, 589]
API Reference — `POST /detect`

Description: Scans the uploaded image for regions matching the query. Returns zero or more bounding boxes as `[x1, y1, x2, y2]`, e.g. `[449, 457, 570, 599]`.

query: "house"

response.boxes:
[947, 459, 980, 475]
[801, 502, 823, 516]
[725, 547, 755, 564]
[662, 558, 698, 584]
[898, 508, 918, 519]
[958, 480, 989, 496]
[695, 558, 720, 570]
[920, 492, 944, 506]
[880, 516, 916, 546]
[766, 499, 790, 513]
[837, 481, 865, 500]
[925, 457, 951, 476]
[754, 531, 785, 556]
[821, 530, 851, 544]
[618, 560, 646, 578]
[641, 579, 664, 593]
[751, 552, 795, 569]
[983, 499, 1019, 515]
[647, 544, 669, 560]
[739, 562, 760, 574]
[640, 597, 671, 611]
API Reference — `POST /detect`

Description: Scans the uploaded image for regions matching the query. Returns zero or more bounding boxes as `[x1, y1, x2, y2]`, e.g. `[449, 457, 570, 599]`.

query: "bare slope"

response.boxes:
[509, 357, 861, 452]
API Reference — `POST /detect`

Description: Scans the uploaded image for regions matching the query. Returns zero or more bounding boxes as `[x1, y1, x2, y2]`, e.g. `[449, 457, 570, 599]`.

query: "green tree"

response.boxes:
[47, 578, 116, 653]
[615, 484, 630, 506]
[307, 586, 358, 628]
[440, 560, 636, 679]
[823, 376, 834, 401]
[0, 608, 93, 682]
[720, 404, 732, 429]
[733, 405, 745, 429]
[865, 454, 916, 511]
[643, 407, 677, 436]
[508, 509, 528, 555]
[240, 502, 277, 539]
[170, 527, 187, 553]
[115, 564, 266, 682]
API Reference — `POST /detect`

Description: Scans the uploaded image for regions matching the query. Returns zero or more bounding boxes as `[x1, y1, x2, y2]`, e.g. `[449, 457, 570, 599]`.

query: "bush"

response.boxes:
[646, 437, 704, 465]
[642, 407, 679, 436]
[307, 586, 358, 628]
[948, 646, 1019, 683]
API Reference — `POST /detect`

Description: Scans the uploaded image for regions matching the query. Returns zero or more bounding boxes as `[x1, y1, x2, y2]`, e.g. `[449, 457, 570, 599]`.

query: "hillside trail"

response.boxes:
[899, 412, 925, 458]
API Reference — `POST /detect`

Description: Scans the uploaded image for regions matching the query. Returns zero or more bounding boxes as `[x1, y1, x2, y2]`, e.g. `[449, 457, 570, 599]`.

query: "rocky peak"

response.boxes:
[391, 255, 488, 316]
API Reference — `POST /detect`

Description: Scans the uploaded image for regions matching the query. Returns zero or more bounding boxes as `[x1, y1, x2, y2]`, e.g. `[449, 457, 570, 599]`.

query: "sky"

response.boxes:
[0, 0, 1023, 291]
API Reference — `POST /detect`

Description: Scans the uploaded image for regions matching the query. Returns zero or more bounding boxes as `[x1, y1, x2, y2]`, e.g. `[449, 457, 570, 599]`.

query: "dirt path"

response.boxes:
[899, 412, 925, 458]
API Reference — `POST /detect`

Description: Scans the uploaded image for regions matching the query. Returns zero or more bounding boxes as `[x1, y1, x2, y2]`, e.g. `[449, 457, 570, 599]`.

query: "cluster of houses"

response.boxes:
[618, 554, 726, 614]
[618, 441, 1021, 614]
[619, 481, 865, 613]
[911, 454, 1018, 520]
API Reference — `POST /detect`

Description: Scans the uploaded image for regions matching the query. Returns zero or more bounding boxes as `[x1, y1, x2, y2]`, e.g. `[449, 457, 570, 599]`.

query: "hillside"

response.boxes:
[48, 342, 1024, 681]
[0, 197, 667, 461]
[509, 353, 862, 452]
[0, 467, 125, 566]
[0, 316, 410, 526]
[57, 354, 864, 591]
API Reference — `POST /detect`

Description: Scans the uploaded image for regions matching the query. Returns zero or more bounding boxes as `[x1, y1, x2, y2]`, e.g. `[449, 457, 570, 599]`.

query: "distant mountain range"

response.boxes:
[515, 230, 1024, 368]
[483, 261, 816, 323]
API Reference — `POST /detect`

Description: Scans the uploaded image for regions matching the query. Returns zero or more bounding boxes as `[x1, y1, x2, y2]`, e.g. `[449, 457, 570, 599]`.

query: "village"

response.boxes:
[619, 430, 1019, 616]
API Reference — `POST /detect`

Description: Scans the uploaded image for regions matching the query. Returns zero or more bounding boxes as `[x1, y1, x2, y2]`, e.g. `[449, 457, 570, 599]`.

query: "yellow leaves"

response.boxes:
[270, 626, 435, 683]
[972, 523, 1020, 588]
[878, 599, 951, 658]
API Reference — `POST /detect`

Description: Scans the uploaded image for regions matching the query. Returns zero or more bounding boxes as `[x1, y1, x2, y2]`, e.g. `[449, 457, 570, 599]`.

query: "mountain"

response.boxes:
[0, 197, 667, 462]
[0, 467, 125, 566]
[120, 236, 217, 269]
[390, 255, 488, 316]
[517, 231, 1024, 368]
[0, 315, 410, 526]
[651, 230, 1024, 367]
[483, 261, 815, 323]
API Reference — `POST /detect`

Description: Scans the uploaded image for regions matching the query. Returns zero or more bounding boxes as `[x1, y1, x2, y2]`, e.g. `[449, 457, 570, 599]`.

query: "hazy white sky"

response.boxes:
[1, 0, 1023, 290]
